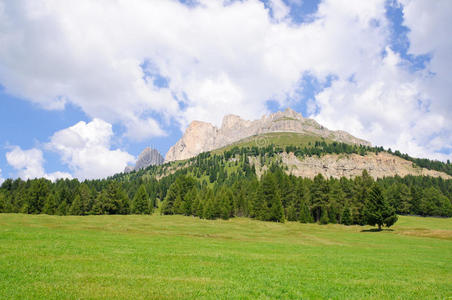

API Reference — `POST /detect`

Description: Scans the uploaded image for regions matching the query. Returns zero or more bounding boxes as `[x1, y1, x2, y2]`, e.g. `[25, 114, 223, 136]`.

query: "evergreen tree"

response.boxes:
[328, 181, 345, 223]
[299, 200, 312, 223]
[341, 207, 352, 225]
[43, 193, 58, 215]
[421, 187, 452, 217]
[364, 185, 398, 230]
[69, 195, 83, 215]
[27, 179, 51, 214]
[319, 206, 329, 225]
[131, 185, 149, 214]
[409, 186, 422, 215]
[183, 188, 197, 216]
[78, 184, 92, 214]
[92, 192, 107, 215]
[310, 174, 328, 222]
[57, 200, 68, 216]
[260, 172, 284, 222]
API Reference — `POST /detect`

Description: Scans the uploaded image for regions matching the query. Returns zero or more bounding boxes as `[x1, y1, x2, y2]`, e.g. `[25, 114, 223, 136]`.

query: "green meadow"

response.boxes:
[0, 214, 451, 299]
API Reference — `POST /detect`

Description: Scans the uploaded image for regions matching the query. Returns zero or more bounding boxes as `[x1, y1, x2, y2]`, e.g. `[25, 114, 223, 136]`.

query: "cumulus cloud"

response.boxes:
[0, 0, 450, 160]
[47, 119, 135, 179]
[5, 146, 72, 180]
[269, 0, 291, 21]
[0, 168, 4, 185]
[311, 1, 452, 160]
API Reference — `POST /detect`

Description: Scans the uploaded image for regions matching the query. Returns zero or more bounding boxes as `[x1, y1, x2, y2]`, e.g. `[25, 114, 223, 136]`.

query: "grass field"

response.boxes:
[213, 132, 333, 153]
[0, 214, 451, 299]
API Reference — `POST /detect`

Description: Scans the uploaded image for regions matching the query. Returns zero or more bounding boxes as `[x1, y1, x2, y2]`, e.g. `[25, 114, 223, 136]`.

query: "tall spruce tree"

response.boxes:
[310, 174, 328, 222]
[364, 184, 398, 230]
[132, 185, 150, 214]
[69, 195, 83, 215]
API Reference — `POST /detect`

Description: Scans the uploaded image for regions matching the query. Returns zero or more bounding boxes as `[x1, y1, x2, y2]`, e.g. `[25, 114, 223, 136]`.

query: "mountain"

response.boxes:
[165, 108, 370, 162]
[124, 147, 164, 173]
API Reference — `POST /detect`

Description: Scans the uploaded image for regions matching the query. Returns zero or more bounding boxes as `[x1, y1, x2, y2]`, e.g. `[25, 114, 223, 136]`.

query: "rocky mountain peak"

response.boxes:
[124, 147, 164, 173]
[165, 108, 370, 162]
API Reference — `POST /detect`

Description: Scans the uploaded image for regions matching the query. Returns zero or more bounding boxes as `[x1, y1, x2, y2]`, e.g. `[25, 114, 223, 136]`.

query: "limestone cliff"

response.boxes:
[258, 152, 450, 179]
[165, 108, 370, 162]
[124, 147, 164, 172]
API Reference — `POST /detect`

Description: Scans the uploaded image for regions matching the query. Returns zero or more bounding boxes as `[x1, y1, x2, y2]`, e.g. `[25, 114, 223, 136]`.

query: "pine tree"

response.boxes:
[260, 173, 275, 221]
[409, 186, 422, 215]
[341, 207, 352, 225]
[183, 188, 197, 216]
[78, 184, 92, 214]
[27, 179, 51, 214]
[269, 190, 284, 222]
[299, 200, 312, 223]
[92, 192, 107, 215]
[319, 206, 329, 225]
[131, 185, 149, 214]
[310, 174, 328, 222]
[43, 193, 58, 215]
[203, 198, 216, 220]
[173, 194, 184, 214]
[69, 195, 83, 215]
[364, 185, 398, 230]
[57, 200, 68, 216]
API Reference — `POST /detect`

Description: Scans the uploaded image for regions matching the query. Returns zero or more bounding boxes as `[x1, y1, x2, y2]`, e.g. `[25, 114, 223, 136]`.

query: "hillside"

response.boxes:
[213, 132, 335, 153]
[2, 111, 452, 223]
[165, 108, 370, 162]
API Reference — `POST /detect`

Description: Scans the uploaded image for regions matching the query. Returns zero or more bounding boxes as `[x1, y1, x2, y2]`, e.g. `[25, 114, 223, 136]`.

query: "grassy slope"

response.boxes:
[212, 132, 333, 154]
[0, 214, 451, 299]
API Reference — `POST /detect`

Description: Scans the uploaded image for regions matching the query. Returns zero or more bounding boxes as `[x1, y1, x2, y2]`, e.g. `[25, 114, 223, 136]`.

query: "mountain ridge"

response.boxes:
[165, 108, 370, 162]
[125, 147, 164, 173]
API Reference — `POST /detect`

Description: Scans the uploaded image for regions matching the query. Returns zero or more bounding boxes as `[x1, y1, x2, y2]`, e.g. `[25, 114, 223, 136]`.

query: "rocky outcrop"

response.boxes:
[276, 152, 451, 179]
[124, 147, 164, 172]
[165, 108, 370, 162]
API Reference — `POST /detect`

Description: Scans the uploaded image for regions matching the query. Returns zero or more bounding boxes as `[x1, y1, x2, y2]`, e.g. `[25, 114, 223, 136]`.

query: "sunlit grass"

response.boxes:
[0, 214, 451, 299]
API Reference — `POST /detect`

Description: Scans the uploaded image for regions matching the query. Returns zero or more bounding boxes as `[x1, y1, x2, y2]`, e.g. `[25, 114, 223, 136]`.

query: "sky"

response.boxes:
[0, 0, 451, 182]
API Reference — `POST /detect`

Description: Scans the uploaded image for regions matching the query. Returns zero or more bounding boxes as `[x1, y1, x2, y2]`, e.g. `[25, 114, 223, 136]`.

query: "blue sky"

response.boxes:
[0, 0, 451, 181]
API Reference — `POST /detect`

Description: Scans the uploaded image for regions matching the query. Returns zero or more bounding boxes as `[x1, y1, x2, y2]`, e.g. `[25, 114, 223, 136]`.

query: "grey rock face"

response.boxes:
[124, 147, 164, 173]
[165, 108, 371, 162]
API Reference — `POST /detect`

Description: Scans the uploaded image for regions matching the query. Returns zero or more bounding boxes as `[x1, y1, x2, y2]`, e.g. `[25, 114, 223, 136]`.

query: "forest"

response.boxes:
[1, 143, 451, 228]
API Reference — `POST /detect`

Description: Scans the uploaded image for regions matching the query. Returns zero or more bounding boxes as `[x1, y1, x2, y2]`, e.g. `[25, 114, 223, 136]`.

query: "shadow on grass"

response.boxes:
[361, 228, 394, 232]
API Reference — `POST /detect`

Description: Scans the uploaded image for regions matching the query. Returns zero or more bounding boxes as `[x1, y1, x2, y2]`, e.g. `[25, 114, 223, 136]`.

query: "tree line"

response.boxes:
[1, 144, 451, 229]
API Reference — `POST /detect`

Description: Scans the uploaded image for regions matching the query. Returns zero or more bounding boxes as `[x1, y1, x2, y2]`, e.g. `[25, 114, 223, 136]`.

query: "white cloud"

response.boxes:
[310, 1, 452, 161]
[47, 119, 135, 179]
[0, 168, 4, 185]
[269, 0, 290, 21]
[0, 0, 450, 160]
[5, 146, 72, 180]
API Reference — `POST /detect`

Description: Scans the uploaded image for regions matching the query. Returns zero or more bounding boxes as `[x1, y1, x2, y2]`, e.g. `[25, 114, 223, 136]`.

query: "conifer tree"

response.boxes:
[364, 185, 398, 230]
[69, 195, 83, 215]
[341, 207, 352, 225]
[43, 193, 58, 215]
[57, 200, 68, 216]
[183, 188, 197, 216]
[319, 206, 329, 225]
[132, 185, 149, 214]
[310, 174, 328, 222]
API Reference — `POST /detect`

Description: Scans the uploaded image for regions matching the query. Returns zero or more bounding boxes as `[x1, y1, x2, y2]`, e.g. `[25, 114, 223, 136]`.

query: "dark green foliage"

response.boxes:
[92, 182, 129, 215]
[319, 206, 329, 225]
[69, 195, 83, 215]
[341, 207, 352, 225]
[131, 185, 150, 214]
[161, 176, 196, 215]
[364, 185, 398, 230]
[1, 142, 451, 224]
[43, 193, 58, 215]
[310, 174, 328, 222]
[420, 187, 452, 217]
